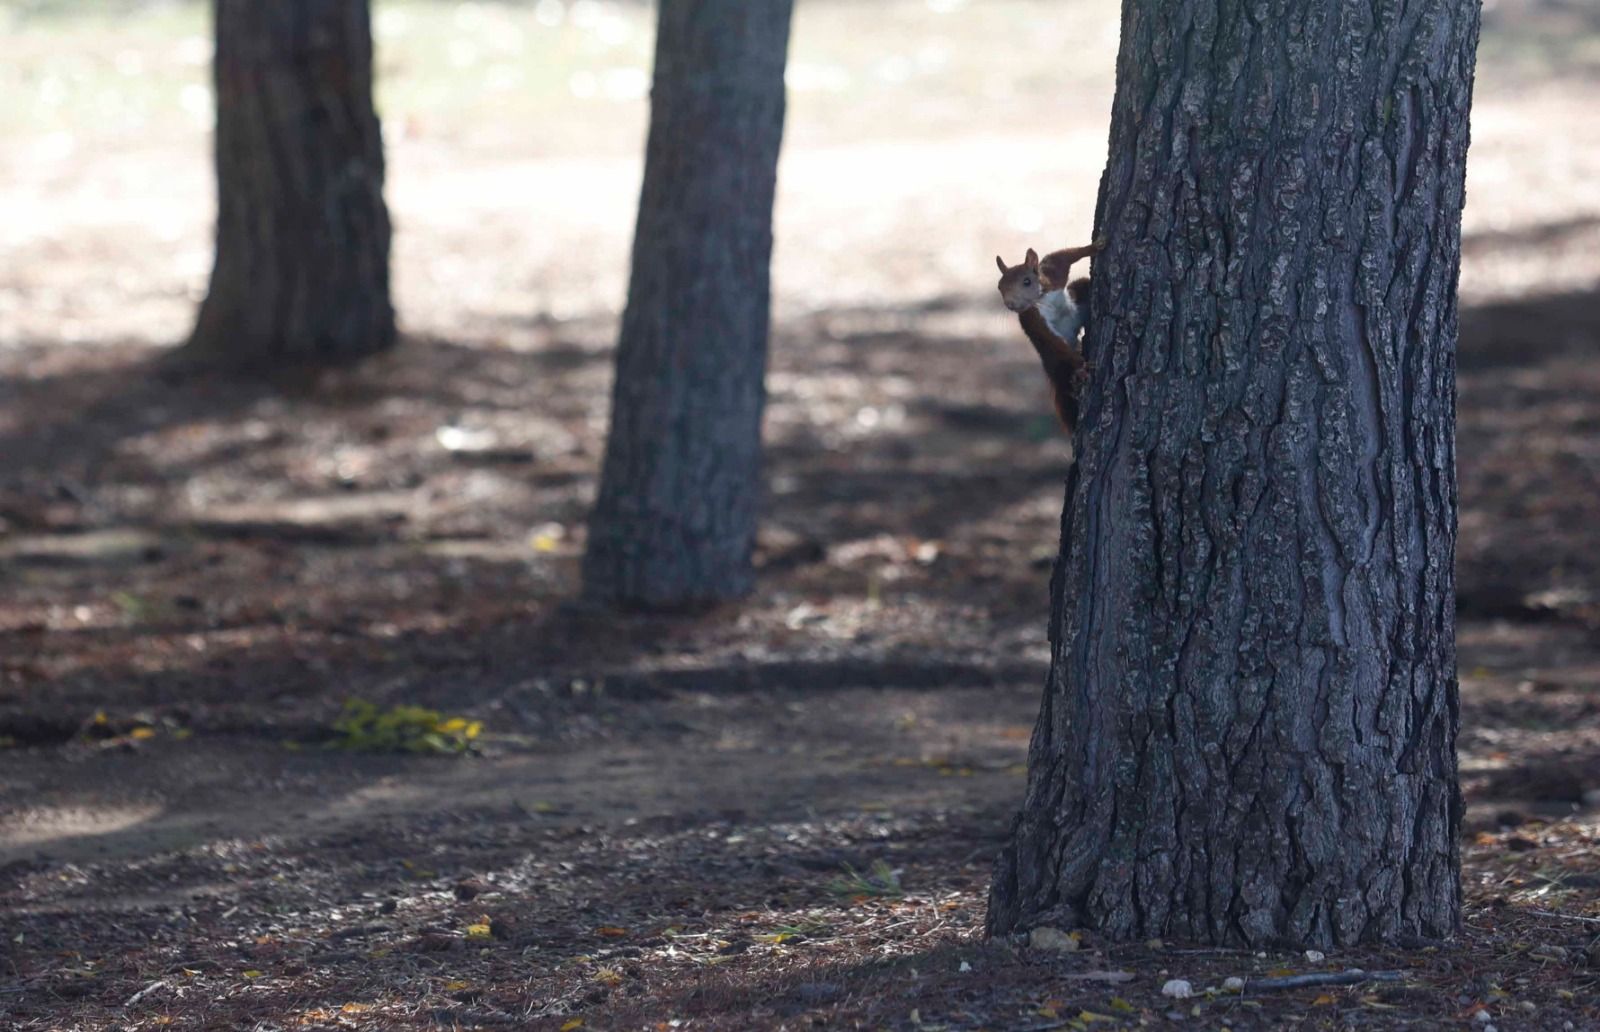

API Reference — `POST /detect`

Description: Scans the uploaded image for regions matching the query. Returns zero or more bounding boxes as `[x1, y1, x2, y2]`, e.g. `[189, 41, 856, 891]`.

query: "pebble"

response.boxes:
[1304, 949, 1326, 963]
[1222, 976, 1245, 992]
[1161, 979, 1194, 999]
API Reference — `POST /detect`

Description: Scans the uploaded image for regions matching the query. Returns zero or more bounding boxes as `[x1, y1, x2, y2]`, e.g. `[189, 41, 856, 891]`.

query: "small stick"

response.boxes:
[1525, 908, 1600, 925]
[1244, 969, 1406, 993]
[124, 979, 168, 1007]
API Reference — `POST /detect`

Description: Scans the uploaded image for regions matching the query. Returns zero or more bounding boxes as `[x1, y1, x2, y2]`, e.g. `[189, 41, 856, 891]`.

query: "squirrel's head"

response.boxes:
[995, 248, 1045, 312]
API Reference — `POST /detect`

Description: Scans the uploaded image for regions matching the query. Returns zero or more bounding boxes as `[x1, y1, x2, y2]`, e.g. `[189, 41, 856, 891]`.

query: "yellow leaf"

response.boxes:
[242, 970, 263, 979]
[1108, 997, 1135, 1012]
[173, 728, 193, 740]
[1036, 1007, 1058, 1019]
[444, 980, 470, 990]
[761, 933, 794, 944]
[532, 534, 561, 553]
[466, 922, 493, 939]
[130, 727, 157, 740]
[93, 711, 108, 725]
[1313, 993, 1335, 1006]
[1079, 1011, 1114, 1024]
[560, 1020, 584, 1031]
[341, 1003, 371, 1014]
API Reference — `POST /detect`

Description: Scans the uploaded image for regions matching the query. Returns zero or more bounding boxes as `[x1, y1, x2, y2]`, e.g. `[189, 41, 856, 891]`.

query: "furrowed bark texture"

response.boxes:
[188, 0, 394, 365]
[989, 0, 1480, 947]
[583, 0, 794, 609]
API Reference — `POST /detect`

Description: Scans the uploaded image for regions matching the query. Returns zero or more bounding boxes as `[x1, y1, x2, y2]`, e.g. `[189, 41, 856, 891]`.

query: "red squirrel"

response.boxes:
[994, 238, 1104, 432]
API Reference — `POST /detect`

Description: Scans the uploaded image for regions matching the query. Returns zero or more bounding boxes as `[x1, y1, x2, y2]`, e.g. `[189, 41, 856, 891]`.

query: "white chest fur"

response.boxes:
[1037, 289, 1085, 343]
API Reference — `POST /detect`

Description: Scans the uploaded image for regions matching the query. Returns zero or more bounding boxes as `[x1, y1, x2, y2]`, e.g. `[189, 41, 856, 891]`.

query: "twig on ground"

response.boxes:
[124, 979, 168, 1007]
[1244, 969, 1406, 993]
[1526, 908, 1600, 925]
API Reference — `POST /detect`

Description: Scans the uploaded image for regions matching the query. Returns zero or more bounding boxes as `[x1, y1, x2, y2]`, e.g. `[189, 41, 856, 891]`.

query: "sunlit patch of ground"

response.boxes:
[2, 0, 1599, 1029]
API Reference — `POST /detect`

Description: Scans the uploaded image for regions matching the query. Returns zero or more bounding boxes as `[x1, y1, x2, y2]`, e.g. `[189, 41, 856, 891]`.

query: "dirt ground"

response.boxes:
[3, 1, 1600, 1029]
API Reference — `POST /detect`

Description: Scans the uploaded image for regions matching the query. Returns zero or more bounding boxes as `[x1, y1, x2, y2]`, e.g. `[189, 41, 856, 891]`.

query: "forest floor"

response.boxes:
[4, 0, 1600, 1029]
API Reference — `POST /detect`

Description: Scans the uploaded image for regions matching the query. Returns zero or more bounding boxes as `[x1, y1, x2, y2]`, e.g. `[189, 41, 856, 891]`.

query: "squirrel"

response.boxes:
[994, 238, 1104, 432]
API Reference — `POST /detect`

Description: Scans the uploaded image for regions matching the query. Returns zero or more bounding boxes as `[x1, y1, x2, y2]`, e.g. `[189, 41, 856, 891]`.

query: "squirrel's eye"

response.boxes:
[1022, 277, 1032, 286]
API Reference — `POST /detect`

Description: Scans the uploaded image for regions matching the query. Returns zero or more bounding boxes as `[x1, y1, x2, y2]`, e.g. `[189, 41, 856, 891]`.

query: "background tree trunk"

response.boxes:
[186, 0, 394, 366]
[582, 0, 794, 609]
[988, 0, 1480, 948]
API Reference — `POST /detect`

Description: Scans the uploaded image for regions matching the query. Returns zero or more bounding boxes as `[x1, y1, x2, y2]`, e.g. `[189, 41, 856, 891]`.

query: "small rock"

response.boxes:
[1474, 1011, 1492, 1024]
[1581, 788, 1600, 809]
[1517, 1001, 1537, 1013]
[1222, 976, 1246, 992]
[1484, 1025, 1497, 1032]
[1530, 945, 1568, 962]
[1304, 949, 1326, 963]
[1161, 979, 1194, 999]
[958, 961, 972, 973]
[1145, 938, 1164, 950]
[1028, 927, 1078, 952]
[453, 877, 489, 901]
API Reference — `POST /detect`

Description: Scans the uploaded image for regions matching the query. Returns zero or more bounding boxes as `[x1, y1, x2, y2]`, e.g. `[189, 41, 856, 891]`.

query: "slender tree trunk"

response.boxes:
[988, 0, 1480, 948]
[582, 0, 794, 609]
[186, 0, 394, 366]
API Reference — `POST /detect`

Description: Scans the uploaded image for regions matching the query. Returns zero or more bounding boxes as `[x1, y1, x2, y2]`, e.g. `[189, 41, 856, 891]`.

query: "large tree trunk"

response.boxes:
[582, 0, 794, 609]
[988, 0, 1480, 948]
[186, 0, 394, 367]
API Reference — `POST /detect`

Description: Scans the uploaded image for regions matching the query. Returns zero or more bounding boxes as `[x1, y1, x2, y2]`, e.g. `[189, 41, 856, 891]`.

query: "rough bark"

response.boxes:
[582, 0, 794, 609]
[989, 0, 1480, 948]
[186, 0, 394, 366]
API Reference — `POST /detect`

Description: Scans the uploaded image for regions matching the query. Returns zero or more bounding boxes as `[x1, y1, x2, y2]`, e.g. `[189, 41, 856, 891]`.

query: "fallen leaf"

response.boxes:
[597, 926, 628, 938]
[241, 970, 263, 979]
[1028, 926, 1078, 952]
[1313, 993, 1335, 1006]
[560, 1020, 583, 1031]
[130, 727, 156, 740]
[444, 980, 470, 991]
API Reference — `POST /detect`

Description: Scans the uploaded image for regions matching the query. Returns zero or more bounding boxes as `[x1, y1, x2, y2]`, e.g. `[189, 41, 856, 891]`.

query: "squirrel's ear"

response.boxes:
[995, 255, 1007, 274]
[1025, 248, 1039, 269]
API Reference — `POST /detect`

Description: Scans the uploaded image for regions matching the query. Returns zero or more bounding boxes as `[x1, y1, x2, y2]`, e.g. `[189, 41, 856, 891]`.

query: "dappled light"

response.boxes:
[3, 0, 1599, 1028]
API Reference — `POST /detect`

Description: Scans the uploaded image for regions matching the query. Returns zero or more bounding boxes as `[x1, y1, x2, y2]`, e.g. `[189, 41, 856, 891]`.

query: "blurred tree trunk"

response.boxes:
[988, 0, 1480, 947]
[582, 0, 794, 609]
[186, 0, 394, 366]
